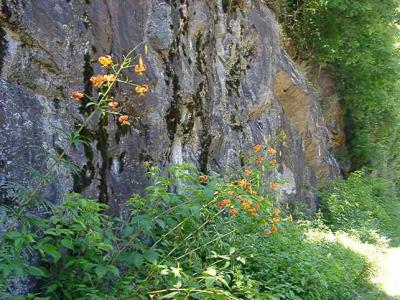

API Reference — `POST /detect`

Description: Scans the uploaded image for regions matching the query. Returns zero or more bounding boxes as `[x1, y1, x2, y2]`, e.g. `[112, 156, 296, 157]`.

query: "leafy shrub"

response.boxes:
[0, 145, 285, 299]
[0, 159, 374, 299]
[0, 195, 117, 299]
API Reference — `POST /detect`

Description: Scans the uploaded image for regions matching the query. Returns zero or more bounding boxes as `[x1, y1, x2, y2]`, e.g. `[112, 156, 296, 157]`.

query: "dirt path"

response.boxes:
[372, 247, 400, 298]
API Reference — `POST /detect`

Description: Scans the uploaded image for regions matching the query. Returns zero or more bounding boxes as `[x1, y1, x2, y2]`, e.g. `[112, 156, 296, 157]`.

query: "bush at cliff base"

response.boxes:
[0, 162, 373, 299]
[321, 170, 400, 246]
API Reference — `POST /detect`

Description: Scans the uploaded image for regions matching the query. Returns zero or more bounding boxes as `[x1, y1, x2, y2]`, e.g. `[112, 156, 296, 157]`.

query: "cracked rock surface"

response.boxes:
[0, 0, 341, 213]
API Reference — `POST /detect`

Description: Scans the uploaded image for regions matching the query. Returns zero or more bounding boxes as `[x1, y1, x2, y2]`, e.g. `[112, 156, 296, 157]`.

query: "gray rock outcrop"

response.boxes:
[0, 0, 341, 213]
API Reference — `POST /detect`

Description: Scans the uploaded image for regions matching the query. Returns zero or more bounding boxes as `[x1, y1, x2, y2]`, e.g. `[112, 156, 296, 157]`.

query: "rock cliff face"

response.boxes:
[0, 0, 341, 212]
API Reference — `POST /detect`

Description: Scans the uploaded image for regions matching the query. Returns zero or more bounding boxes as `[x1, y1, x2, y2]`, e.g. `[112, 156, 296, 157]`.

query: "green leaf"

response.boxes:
[173, 280, 182, 288]
[60, 239, 74, 250]
[301, 277, 307, 287]
[27, 266, 48, 278]
[45, 283, 59, 294]
[14, 264, 25, 277]
[160, 268, 169, 275]
[161, 292, 179, 299]
[86, 102, 96, 108]
[236, 256, 246, 264]
[143, 249, 159, 263]
[170, 267, 182, 278]
[155, 219, 166, 229]
[14, 238, 25, 252]
[205, 277, 215, 288]
[95, 265, 119, 279]
[108, 265, 120, 276]
[40, 244, 62, 262]
[95, 265, 109, 279]
[0, 264, 11, 277]
[120, 251, 144, 268]
[216, 275, 230, 289]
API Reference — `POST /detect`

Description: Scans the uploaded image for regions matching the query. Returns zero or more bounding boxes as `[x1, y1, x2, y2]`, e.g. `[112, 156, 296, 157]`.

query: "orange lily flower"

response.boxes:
[118, 115, 130, 126]
[269, 182, 280, 190]
[71, 91, 84, 101]
[268, 148, 277, 156]
[134, 84, 149, 96]
[253, 144, 262, 153]
[98, 55, 113, 67]
[134, 57, 147, 75]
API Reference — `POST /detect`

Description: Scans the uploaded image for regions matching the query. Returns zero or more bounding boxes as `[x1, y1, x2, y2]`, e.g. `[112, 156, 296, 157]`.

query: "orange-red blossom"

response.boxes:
[272, 217, 281, 223]
[108, 101, 119, 109]
[253, 144, 262, 153]
[264, 224, 278, 237]
[247, 207, 257, 216]
[90, 75, 105, 86]
[255, 156, 264, 164]
[71, 91, 84, 101]
[244, 169, 253, 176]
[199, 175, 208, 183]
[230, 208, 238, 216]
[238, 179, 252, 190]
[104, 74, 116, 82]
[216, 199, 231, 207]
[241, 200, 253, 210]
[118, 115, 130, 126]
[268, 147, 277, 156]
[269, 182, 280, 190]
[90, 74, 116, 87]
[272, 208, 281, 215]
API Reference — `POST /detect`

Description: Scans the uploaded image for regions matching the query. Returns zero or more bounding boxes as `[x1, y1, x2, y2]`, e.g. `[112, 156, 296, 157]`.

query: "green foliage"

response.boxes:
[0, 194, 117, 299]
[239, 224, 371, 300]
[1, 160, 374, 299]
[0, 153, 280, 299]
[0, 13, 395, 299]
[321, 170, 400, 245]
[280, 0, 400, 166]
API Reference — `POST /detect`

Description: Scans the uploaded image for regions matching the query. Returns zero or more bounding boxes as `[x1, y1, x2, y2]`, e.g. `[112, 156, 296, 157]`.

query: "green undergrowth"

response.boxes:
[0, 161, 376, 300]
[278, 0, 400, 168]
[319, 171, 400, 299]
[320, 170, 400, 247]
[237, 222, 372, 300]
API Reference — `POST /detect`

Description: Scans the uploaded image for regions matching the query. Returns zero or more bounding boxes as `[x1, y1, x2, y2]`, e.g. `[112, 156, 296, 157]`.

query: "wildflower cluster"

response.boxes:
[2, 45, 150, 239]
[71, 51, 149, 127]
[201, 144, 284, 238]
[1, 142, 287, 299]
